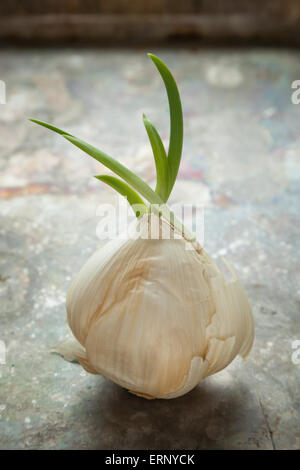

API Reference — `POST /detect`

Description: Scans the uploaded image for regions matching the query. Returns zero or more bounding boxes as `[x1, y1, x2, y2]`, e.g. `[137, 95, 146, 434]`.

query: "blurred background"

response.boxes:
[1, 0, 300, 46]
[0, 0, 300, 451]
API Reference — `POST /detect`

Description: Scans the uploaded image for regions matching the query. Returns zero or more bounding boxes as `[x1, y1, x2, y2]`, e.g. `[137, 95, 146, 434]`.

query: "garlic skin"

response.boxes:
[66, 215, 254, 399]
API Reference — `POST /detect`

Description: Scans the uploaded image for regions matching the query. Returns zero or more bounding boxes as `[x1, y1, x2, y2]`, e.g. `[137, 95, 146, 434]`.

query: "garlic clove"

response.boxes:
[51, 338, 99, 374]
[164, 356, 209, 399]
[64, 214, 254, 399]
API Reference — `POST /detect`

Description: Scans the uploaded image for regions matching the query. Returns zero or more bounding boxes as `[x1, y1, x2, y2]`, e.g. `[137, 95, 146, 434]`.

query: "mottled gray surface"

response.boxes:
[0, 48, 299, 450]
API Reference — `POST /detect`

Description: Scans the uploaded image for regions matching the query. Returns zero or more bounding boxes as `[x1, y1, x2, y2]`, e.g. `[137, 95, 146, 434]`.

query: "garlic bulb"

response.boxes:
[31, 53, 254, 399]
[65, 214, 254, 399]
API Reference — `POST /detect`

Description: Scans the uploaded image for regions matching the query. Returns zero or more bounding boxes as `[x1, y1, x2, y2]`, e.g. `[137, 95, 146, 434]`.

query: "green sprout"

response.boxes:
[29, 53, 195, 242]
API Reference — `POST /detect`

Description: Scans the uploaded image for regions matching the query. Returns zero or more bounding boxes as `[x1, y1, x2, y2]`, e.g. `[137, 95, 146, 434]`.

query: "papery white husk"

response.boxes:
[61, 214, 254, 399]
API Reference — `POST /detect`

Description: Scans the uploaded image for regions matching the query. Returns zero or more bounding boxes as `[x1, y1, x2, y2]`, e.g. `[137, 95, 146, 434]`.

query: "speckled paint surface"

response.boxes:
[0, 48, 299, 449]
